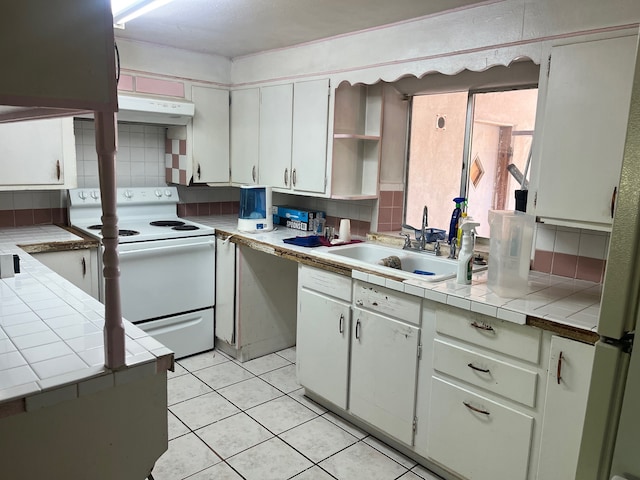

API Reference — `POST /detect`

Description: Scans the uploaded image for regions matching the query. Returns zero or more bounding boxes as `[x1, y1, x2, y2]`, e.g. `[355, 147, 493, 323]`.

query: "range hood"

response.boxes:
[117, 94, 194, 125]
[75, 94, 195, 125]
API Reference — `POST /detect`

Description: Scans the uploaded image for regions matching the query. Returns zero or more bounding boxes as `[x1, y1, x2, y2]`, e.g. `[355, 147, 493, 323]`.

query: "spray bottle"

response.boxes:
[457, 221, 480, 285]
[448, 197, 466, 246]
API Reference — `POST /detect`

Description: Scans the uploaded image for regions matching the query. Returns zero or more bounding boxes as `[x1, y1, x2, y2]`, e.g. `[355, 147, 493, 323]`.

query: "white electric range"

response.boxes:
[68, 187, 215, 359]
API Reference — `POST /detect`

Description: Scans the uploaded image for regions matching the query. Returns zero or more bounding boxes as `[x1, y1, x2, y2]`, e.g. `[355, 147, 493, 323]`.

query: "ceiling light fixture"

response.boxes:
[112, 0, 174, 29]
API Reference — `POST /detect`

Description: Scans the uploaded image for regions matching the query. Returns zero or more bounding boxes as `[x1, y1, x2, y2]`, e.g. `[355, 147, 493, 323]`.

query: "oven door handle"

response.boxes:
[118, 240, 215, 257]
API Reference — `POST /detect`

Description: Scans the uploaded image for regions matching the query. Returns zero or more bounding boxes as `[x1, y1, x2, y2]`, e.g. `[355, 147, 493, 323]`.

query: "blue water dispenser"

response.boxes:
[238, 185, 273, 232]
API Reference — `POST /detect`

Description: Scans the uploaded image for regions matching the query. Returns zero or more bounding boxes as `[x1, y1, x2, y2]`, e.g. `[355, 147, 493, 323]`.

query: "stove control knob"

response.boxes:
[154, 189, 163, 198]
[124, 190, 133, 199]
[164, 189, 173, 198]
[77, 191, 87, 200]
[90, 190, 100, 200]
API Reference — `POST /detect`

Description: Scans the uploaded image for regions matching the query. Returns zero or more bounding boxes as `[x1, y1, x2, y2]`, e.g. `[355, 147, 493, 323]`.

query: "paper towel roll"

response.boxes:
[339, 219, 351, 243]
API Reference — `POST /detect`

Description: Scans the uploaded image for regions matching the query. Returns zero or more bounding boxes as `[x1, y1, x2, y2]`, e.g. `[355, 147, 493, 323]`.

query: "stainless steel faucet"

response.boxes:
[420, 205, 428, 250]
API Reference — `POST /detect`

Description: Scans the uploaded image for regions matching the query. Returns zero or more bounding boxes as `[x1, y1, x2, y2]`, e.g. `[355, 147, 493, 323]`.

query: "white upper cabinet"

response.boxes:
[291, 79, 330, 194]
[0, 118, 76, 190]
[533, 35, 637, 230]
[191, 85, 230, 184]
[230, 88, 260, 185]
[258, 84, 294, 189]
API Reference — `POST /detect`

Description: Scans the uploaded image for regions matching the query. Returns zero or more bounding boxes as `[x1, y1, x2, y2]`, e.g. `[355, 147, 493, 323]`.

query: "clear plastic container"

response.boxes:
[487, 210, 535, 298]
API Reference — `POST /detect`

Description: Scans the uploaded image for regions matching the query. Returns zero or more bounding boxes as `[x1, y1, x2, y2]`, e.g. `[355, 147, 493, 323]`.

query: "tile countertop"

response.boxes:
[190, 215, 601, 343]
[0, 225, 173, 411]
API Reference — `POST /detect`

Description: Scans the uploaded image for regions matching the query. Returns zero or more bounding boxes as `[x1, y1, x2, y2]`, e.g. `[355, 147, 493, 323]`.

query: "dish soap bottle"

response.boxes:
[457, 221, 480, 285]
[448, 197, 466, 246]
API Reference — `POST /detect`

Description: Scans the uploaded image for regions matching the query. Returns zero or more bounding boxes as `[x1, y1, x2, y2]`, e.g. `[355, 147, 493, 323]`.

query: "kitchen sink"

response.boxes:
[323, 243, 469, 282]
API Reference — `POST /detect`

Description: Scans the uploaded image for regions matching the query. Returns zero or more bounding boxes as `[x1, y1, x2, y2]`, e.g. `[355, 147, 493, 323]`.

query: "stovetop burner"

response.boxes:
[119, 229, 140, 237]
[172, 225, 200, 231]
[150, 220, 186, 227]
[88, 224, 102, 230]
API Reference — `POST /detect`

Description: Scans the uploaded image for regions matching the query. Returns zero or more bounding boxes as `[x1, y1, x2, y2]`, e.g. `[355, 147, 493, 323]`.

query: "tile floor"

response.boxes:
[153, 347, 444, 480]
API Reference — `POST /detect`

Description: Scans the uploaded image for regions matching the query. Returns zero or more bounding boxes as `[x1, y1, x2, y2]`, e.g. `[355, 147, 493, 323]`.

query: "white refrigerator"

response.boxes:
[576, 34, 640, 480]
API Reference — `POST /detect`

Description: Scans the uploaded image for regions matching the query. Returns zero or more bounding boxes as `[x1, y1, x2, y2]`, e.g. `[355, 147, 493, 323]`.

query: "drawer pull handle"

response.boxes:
[284, 168, 289, 186]
[81, 257, 87, 277]
[252, 165, 257, 183]
[339, 314, 344, 334]
[355, 319, 361, 340]
[471, 321, 494, 332]
[467, 363, 490, 374]
[611, 186, 617, 218]
[463, 401, 490, 416]
[557, 351, 564, 385]
[56, 160, 61, 180]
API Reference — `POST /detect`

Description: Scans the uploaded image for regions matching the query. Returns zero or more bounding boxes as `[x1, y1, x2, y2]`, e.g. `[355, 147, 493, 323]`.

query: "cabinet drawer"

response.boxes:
[433, 339, 538, 407]
[436, 305, 541, 363]
[298, 265, 352, 302]
[427, 378, 533, 480]
[353, 280, 421, 326]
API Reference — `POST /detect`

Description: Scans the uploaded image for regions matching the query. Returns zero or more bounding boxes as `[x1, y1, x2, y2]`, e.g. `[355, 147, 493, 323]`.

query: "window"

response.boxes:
[405, 85, 538, 238]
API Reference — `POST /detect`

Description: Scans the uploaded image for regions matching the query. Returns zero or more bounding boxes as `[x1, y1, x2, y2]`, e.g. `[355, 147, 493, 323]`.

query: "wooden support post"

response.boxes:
[94, 111, 126, 370]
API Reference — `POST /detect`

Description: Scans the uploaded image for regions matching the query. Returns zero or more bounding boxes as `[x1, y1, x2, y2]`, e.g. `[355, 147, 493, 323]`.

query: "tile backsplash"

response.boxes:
[75, 119, 166, 188]
[531, 223, 609, 283]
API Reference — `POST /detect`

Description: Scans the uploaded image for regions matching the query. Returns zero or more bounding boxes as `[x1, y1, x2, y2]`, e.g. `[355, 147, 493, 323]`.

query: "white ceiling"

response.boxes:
[114, 0, 492, 59]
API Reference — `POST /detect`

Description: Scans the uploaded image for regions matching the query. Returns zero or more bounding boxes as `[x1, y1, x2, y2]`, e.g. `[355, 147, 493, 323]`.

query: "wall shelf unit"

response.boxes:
[330, 82, 383, 199]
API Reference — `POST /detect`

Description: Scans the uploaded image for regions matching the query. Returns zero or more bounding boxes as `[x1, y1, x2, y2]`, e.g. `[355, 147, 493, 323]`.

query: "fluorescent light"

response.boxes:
[112, 0, 174, 28]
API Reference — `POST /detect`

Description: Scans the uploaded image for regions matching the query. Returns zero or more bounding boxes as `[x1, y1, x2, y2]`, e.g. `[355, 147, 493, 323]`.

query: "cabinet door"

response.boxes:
[191, 86, 229, 184]
[230, 88, 260, 185]
[0, 118, 75, 188]
[33, 248, 99, 299]
[537, 336, 595, 480]
[297, 288, 351, 409]
[258, 84, 293, 189]
[427, 378, 534, 480]
[535, 35, 637, 228]
[292, 79, 329, 193]
[350, 307, 419, 445]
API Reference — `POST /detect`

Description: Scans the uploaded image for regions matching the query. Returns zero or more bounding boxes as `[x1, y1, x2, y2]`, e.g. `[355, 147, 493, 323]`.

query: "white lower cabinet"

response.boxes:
[297, 288, 351, 409]
[350, 306, 420, 445]
[536, 335, 595, 480]
[427, 377, 534, 480]
[33, 248, 99, 299]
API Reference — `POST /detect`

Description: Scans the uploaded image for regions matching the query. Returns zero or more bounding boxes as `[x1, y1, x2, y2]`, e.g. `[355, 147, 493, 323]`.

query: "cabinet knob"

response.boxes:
[355, 319, 361, 340]
[339, 314, 344, 334]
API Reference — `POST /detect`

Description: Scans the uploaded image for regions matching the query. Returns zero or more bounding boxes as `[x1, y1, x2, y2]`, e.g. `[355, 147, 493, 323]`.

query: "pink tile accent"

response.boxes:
[179, 140, 187, 156]
[14, 210, 34, 227]
[117, 75, 134, 92]
[379, 191, 394, 208]
[378, 207, 393, 224]
[576, 256, 606, 283]
[184, 204, 198, 216]
[136, 77, 185, 98]
[179, 170, 187, 185]
[551, 252, 578, 278]
[378, 222, 392, 232]
[197, 203, 210, 216]
[393, 191, 404, 207]
[221, 202, 234, 215]
[166, 168, 173, 184]
[33, 209, 52, 225]
[391, 206, 404, 225]
[209, 202, 222, 215]
[52, 208, 67, 225]
[177, 204, 187, 217]
[165, 138, 172, 153]
[532, 250, 553, 274]
[0, 210, 15, 227]
[172, 154, 179, 169]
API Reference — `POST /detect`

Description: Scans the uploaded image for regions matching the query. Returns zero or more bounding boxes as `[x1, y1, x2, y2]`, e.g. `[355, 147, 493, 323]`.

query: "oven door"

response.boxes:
[114, 236, 215, 323]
